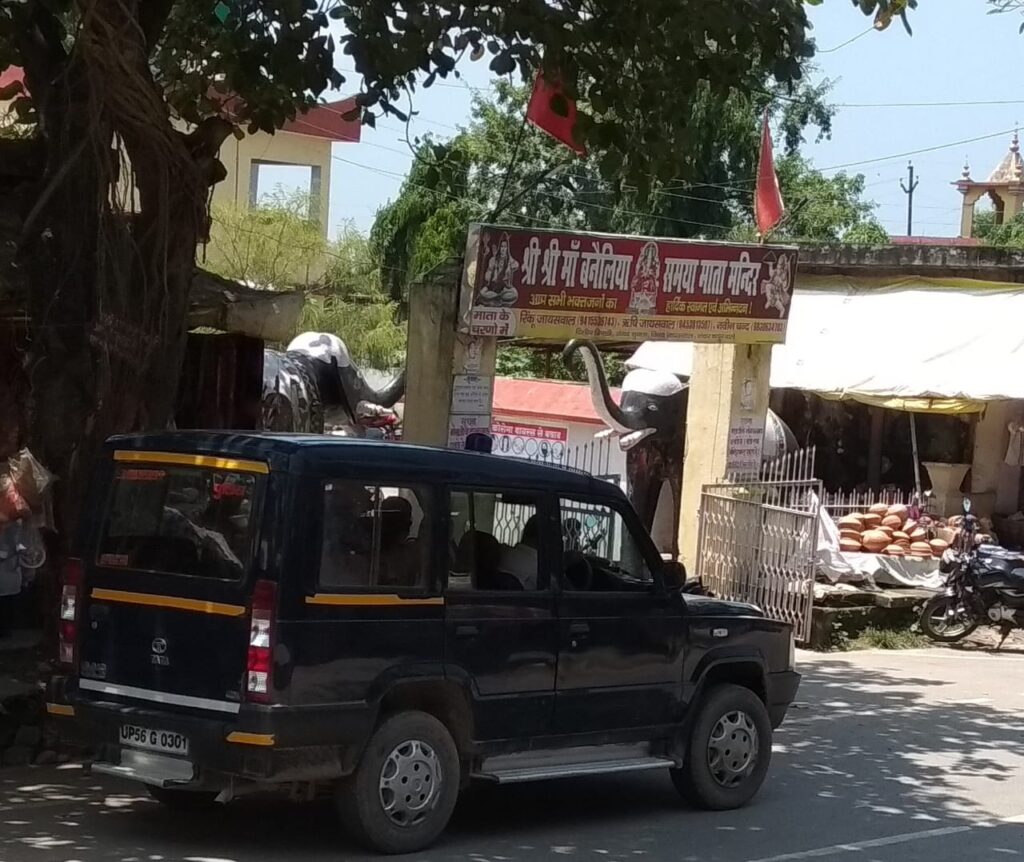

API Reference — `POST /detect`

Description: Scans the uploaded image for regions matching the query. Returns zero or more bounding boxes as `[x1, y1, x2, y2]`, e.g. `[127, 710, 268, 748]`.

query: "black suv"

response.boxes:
[48, 432, 799, 854]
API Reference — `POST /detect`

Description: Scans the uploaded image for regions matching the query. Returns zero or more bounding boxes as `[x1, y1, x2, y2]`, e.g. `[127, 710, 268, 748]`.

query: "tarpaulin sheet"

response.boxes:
[628, 276, 1024, 414]
[816, 503, 943, 590]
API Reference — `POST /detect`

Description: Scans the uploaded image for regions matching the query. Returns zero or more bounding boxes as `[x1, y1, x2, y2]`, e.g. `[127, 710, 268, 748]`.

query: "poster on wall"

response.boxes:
[450, 374, 493, 415]
[726, 416, 766, 476]
[491, 421, 569, 464]
[448, 414, 492, 450]
[461, 224, 797, 344]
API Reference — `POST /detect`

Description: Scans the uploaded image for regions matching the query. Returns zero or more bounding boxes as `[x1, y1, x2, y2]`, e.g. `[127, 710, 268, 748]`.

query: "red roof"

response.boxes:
[281, 98, 361, 143]
[493, 377, 618, 426]
[889, 235, 981, 247]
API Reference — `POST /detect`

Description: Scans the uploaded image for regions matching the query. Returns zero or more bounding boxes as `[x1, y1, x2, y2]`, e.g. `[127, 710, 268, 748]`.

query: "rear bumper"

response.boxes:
[766, 670, 801, 729]
[47, 676, 375, 789]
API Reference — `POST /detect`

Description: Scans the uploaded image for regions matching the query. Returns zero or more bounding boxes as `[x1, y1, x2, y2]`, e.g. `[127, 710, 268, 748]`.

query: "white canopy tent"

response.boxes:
[627, 276, 1024, 414]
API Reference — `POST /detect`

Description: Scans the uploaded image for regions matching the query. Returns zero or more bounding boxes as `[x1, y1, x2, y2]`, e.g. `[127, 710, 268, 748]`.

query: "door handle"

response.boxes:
[455, 625, 479, 638]
[568, 622, 590, 635]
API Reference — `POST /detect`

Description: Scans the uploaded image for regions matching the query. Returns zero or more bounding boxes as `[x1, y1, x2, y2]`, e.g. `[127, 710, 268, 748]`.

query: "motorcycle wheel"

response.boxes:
[919, 594, 979, 642]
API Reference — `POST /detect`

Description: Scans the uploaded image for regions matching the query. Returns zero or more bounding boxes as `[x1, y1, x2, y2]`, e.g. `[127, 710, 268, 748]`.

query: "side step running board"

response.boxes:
[474, 755, 677, 784]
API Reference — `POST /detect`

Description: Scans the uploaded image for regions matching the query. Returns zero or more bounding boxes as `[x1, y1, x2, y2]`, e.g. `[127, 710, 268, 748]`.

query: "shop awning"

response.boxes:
[628, 275, 1024, 414]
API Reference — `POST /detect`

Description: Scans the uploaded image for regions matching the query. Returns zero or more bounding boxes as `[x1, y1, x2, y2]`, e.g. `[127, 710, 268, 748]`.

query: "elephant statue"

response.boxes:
[262, 332, 405, 436]
[563, 339, 797, 556]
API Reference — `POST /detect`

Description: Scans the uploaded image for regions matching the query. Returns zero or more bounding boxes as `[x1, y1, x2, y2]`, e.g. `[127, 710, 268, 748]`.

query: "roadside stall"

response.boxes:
[629, 274, 1024, 588]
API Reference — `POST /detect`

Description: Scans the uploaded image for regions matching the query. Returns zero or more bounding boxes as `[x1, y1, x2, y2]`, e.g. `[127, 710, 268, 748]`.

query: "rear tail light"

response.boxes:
[246, 579, 277, 703]
[59, 558, 83, 668]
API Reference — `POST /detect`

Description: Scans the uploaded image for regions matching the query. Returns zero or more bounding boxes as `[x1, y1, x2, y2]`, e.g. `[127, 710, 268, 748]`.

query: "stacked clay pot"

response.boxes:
[834, 503, 939, 558]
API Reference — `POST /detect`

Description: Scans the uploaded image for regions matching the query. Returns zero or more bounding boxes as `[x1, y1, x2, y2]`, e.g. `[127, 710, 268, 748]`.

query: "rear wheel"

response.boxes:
[920, 594, 979, 642]
[336, 710, 460, 855]
[671, 683, 772, 810]
[147, 786, 220, 811]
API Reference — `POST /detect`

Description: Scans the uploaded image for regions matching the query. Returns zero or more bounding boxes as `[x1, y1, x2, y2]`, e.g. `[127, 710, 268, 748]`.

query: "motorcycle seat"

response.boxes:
[978, 545, 1024, 578]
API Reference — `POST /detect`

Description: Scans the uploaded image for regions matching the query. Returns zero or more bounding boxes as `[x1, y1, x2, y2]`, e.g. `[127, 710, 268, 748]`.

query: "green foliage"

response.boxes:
[308, 225, 407, 370]
[772, 154, 888, 243]
[989, 0, 1024, 34]
[337, 0, 911, 189]
[842, 626, 930, 652]
[299, 294, 406, 371]
[496, 346, 627, 386]
[206, 189, 327, 290]
[973, 210, 1024, 247]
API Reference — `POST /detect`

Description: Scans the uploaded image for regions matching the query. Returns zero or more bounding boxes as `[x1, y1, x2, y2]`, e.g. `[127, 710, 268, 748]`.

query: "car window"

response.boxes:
[559, 498, 653, 592]
[97, 464, 259, 580]
[448, 490, 543, 592]
[319, 483, 430, 591]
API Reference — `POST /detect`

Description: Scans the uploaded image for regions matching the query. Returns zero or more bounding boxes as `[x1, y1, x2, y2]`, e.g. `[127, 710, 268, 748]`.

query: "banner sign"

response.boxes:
[491, 421, 569, 462]
[461, 225, 797, 344]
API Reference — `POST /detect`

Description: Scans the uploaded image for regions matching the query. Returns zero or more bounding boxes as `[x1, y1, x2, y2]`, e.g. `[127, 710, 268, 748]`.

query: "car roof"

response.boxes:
[104, 431, 624, 499]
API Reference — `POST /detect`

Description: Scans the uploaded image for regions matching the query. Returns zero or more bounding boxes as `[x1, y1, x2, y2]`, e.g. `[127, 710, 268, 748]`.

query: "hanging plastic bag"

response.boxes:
[7, 448, 53, 510]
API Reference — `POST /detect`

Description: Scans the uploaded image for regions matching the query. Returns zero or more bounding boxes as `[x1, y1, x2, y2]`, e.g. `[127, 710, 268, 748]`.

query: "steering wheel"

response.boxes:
[563, 551, 594, 591]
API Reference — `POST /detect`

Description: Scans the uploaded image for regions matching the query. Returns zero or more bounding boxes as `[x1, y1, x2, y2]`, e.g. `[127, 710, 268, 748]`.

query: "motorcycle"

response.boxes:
[920, 498, 1024, 646]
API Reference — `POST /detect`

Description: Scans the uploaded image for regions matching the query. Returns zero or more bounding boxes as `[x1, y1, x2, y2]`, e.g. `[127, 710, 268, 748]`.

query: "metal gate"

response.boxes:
[696, 478, 821, 643]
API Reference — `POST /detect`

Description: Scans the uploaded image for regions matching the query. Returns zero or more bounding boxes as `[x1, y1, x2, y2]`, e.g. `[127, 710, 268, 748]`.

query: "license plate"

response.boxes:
[119, 724, 189, 756]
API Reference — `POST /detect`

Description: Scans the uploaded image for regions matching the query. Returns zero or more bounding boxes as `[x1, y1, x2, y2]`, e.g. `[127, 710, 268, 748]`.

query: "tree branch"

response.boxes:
[138, 0, 176, 55]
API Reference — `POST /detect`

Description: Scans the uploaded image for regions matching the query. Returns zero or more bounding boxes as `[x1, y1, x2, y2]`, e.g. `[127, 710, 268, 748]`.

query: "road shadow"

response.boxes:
[0, 655, 1021, 861]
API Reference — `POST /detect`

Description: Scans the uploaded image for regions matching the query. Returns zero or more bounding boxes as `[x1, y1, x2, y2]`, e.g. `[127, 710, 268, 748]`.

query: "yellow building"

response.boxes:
[955, 131, 1024, 238]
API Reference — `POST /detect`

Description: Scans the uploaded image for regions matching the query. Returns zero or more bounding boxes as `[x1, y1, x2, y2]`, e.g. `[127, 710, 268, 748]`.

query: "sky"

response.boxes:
[262, 2, 1024, 239]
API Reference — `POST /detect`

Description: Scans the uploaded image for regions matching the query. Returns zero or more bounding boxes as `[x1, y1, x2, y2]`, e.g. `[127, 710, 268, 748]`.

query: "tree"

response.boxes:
[206, 189, 327, 290]
[0, 0, 910, 539]
[304, 226, 407, 370]
[973, 210, 1024, 247]
[989, 0, 1024, 27]
[729, 154, 888, 243]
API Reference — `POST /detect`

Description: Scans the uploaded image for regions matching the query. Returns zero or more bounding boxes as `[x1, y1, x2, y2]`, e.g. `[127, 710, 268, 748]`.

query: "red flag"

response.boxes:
[526, 74, 586, 156]
[754, 109, 785, 237]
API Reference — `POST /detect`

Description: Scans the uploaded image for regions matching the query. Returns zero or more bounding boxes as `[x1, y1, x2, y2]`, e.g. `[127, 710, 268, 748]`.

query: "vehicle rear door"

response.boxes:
[443, 488, 558, 740]
[77, 451, 268, 716]
[553, 494, 685, 734]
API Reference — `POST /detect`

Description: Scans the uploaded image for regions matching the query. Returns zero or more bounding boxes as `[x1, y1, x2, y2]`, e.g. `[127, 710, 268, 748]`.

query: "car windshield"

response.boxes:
[97, 462, 260, 580]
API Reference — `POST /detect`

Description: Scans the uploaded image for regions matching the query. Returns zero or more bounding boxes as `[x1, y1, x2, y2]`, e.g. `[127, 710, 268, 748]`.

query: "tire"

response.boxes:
[147, 786, 220, 811]
[336, 710, 460, 855]
[920, 594, 979, 642]
[671, 683, 772, 810]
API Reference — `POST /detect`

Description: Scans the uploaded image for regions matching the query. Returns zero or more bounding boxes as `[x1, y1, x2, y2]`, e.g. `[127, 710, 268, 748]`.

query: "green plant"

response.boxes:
[843, 626, 930, 651]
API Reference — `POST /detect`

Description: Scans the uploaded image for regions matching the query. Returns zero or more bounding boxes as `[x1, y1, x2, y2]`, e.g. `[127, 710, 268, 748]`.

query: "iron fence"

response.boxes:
[697, 478, 821, 643]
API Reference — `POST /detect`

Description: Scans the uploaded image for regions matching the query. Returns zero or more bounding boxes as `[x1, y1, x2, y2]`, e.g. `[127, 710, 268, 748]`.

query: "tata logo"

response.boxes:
[151, 638, 170, 666]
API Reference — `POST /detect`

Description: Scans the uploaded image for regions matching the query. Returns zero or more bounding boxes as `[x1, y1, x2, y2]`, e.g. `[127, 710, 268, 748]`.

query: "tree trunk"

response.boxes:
[17, 1, 222, 550]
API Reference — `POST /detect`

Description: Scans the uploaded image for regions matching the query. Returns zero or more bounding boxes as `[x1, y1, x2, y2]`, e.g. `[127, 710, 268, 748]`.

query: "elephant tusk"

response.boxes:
[594, 428, 617, 440]
[619, 428, 656, 451]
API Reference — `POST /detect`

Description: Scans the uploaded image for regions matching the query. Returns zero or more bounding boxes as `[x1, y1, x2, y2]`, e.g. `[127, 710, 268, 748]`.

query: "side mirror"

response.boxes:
[663, 560, 686, 588]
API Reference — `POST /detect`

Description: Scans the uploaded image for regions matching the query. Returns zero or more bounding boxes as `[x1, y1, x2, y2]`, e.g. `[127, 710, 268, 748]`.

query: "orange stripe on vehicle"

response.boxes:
[46, 703, 75, 717]
[226, 732, 275, 747]
[91, 588, 246, 617]
[113, 450, 269, 474]
[305, 594, 445, 607]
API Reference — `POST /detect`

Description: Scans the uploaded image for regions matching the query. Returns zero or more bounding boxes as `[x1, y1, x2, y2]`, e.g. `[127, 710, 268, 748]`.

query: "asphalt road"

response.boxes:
[1, 645, 1022, 862]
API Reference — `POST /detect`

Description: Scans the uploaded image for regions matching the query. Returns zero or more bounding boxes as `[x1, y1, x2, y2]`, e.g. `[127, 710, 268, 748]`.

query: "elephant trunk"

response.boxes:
[562, 339, 633, 435]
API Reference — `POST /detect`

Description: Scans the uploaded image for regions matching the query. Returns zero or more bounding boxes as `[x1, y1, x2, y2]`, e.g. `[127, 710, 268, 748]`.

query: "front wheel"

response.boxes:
[671, 683, 772, 810]
[919, 594, 979, 642]
[336, 710, 460, 855]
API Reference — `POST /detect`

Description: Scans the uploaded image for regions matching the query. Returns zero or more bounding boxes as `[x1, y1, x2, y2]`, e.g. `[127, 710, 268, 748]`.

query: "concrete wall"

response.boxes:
[970, 400, 1024, 516]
